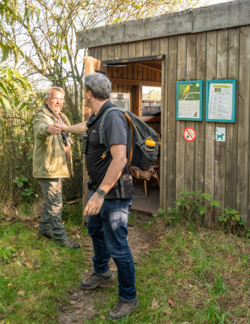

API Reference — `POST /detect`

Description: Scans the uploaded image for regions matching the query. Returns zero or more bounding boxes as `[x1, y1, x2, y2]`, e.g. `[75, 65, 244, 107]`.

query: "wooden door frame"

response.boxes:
[83, 54, 165, 224]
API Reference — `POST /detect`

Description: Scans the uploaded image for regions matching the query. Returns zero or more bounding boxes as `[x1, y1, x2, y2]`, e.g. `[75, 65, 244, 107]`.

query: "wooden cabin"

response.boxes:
[77, 0, 250, 226]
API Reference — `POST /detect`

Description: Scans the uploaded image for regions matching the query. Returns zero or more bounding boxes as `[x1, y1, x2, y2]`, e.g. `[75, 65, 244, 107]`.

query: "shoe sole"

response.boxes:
[80, 275, 115, 290]
[107, 301, 139, 321]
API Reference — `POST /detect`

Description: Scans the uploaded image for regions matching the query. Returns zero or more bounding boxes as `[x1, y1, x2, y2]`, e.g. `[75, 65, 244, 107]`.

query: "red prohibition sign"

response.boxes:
[183, 127, 196, 142]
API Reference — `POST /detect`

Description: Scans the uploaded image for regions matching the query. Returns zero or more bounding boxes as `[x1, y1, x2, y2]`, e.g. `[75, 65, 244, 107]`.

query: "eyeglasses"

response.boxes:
[50, 98, 64, 102]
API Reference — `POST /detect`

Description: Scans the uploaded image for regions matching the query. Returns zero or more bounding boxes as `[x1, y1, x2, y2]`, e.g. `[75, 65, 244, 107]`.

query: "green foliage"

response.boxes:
[154, 189, 247, 235]
[13, 175, 28, 188]
[0, 66, 31, 114]
[219, 207, 246, 233]
[0, 246, 16, 263]
[12, 175, 35, 202]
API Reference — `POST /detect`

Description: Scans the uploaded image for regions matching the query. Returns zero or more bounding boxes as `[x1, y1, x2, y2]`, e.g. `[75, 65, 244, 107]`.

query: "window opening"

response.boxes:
[142, 86, 161, 117]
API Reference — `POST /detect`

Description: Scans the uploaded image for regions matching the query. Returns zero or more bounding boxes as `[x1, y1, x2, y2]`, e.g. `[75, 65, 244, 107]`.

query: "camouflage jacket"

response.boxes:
[33, 106, 73, 178]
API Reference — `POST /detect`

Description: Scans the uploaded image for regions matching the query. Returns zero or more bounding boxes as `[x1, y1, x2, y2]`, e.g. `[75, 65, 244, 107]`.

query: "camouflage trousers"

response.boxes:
[39, 178, 67, 241]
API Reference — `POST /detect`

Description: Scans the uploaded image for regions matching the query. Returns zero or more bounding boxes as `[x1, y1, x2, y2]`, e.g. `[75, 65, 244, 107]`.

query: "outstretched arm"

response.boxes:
[61, 121, 87, 134]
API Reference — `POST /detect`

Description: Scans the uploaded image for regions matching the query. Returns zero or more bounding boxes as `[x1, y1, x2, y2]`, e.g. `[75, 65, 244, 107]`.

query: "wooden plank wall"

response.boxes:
[88, 25, 250, 226]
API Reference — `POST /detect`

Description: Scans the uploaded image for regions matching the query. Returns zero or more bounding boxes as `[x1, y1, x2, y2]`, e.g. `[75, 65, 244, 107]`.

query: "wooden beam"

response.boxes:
[136, 63, 161, 72]
[110, 78, 161, 87]
[138, 83, 142, 117]
[103, 55, 164, 65]
[140, 116, 161, 122]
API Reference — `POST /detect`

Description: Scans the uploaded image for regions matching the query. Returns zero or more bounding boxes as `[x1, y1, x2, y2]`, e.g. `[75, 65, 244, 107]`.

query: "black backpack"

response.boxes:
[98, 107, 161, 170]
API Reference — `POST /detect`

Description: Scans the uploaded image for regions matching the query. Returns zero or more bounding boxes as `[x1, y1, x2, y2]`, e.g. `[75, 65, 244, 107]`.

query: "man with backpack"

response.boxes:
[61, 73, 138, 320]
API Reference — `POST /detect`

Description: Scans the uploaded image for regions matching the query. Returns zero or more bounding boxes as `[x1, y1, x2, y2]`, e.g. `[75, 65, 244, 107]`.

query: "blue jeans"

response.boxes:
[87, 192, 136, 301]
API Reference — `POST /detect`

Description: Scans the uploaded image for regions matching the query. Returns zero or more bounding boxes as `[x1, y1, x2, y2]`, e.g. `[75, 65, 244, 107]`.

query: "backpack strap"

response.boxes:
[99, 107, 134, 163]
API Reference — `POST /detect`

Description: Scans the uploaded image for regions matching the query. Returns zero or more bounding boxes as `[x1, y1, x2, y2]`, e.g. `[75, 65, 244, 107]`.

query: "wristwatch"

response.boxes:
[96, 188, 107, 198]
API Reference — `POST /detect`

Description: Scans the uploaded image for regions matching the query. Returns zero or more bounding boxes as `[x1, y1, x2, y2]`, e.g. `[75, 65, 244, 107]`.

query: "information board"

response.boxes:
[206, 80, 236, 123]
[176, 80, 203, 121]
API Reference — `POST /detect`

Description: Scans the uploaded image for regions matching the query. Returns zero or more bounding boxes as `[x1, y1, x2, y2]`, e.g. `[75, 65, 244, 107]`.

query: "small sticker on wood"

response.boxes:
[183, 127, 196, 142]
[216, 127, 226, 142]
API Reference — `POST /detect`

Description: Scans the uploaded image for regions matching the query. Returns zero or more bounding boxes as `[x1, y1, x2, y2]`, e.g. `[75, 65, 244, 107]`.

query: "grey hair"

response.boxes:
[46, 86, 65, 98]
[83, 73, 112, 100]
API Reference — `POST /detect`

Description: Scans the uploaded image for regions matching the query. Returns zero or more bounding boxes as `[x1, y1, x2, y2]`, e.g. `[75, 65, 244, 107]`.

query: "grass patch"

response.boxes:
[0, 202, 87, 323]
[1, 204, 250, 323]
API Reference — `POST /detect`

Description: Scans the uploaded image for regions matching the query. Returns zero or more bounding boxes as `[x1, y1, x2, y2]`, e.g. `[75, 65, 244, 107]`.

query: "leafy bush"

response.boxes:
[153, 189, 247, 235]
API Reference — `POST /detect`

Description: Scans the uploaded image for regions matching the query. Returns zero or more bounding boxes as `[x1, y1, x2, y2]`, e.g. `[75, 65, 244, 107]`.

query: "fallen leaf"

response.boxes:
[15, 210, 19, 216]
[16, 261, 22, 268]
[142, 243, 149, 249]
[159, 236, 164, 239]
[83, 244, 90, 247]
[7, 283, 13, 287]
[54, 248, 58, 256]
[78, 309, 84, 315]
[62, 221, 65, 225]
[151, 297, 158, 309]
[165, 270, 172, 276]
[101, 315, 105, 319]
[24, 262, 32, 269]
[17, 291, 25, 295]
[76, 234, 80, 240]
[21, 251, 24, 256]
[110, 268, 117, 272]
[168, 297, 175, 307]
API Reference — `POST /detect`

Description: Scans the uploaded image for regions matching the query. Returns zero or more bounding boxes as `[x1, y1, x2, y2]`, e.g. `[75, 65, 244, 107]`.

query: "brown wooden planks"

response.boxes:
[160, 37, 168, 210]
[214, 29, 228, 222]
[95, 47, 101, 61]
[101, 46, 108, 61]
[204, 31, 217, 228]
[136, 43, 143, 81]
[167, 36, 178, 207]
[115, 45, 122, 92]
[238, 26, 250, 224]
[176, 35, 187, 199]
[185, 34, 197, 192]
[195, 33, 206, 193]
[122, 44, 129, 92]
[226, 28, 239, 211]
[144, 40, 152, 57]
[88, 48, 95, 57]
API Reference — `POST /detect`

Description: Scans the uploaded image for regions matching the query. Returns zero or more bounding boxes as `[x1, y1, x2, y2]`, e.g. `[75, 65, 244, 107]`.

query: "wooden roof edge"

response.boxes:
[77, 0, 249, 50]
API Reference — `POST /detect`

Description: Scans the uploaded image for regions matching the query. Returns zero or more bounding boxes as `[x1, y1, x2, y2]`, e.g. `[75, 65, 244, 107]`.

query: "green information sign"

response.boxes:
[176, 80, 203, 121]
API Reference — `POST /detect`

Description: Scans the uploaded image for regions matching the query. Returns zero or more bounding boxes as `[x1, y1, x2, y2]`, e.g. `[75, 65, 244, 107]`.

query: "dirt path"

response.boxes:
[57, 225, 151, 323]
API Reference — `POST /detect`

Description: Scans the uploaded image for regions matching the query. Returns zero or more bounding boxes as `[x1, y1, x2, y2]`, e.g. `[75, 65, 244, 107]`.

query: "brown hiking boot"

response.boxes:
[58, 237, 80, 249]
[80, 269, 115, 290]
[108, 297, 139, 320]
[38, 229, 54, 239]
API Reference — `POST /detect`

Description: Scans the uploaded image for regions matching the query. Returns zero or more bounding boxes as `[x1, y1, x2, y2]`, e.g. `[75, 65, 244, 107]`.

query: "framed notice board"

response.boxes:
[206, 79, 236, 123]
[176, 80, 203, 121]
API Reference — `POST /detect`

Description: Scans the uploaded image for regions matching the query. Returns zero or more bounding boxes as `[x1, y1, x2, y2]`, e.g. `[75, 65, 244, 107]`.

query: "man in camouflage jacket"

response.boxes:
[33, 86, 79, 248]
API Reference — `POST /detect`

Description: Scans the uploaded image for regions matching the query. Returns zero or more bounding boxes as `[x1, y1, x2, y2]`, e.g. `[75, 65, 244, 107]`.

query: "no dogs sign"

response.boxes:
[183, 127, 196, 142]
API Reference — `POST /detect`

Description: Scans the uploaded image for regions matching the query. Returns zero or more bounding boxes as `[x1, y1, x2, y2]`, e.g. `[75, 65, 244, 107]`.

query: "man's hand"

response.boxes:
[47, 123, 62, 135]
[84, 192, 104, 216]
[61, 124, 68, 132]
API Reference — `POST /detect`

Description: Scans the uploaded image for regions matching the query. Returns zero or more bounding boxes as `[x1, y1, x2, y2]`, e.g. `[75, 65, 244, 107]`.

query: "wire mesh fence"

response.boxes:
[0, 104, 83, 204]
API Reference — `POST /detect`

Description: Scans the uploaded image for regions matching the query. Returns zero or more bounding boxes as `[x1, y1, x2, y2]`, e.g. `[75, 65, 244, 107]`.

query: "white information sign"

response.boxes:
[216, 127, 226, 142]
[179, 100, 200, 119]
[208, 83, 233, 120]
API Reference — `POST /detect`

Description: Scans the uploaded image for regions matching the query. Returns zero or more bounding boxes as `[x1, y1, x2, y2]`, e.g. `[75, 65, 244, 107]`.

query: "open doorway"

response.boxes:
[106, 58, 163, 215]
